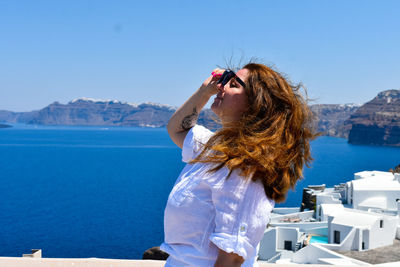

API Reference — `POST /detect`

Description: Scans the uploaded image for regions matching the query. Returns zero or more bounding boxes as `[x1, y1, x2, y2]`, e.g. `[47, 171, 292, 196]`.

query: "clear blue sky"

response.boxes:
[1, 0, 400, 111]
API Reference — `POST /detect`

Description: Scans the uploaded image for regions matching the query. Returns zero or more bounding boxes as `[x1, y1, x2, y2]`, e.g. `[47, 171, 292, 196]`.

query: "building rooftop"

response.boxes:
[351, 177, 400, 191]
[354, 171, 395, 180]
[330, 208, 388, 227]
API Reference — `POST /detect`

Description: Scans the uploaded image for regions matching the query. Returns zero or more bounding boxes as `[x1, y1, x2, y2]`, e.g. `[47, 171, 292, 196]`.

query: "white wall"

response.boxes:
[276, 227, 299, 251]
[272, 207, 300, 214]
[328, 219, 353, 245]
[354, 190, 400, 211]
[362, 229, 369, 250]
[316, 193, 342, 205]
[269, 221, 327, 232]
[319, 204, 344, 221]
[316, 195, 342, 221]
[269, 210, 314, 223]
[258, 227, 305, 260]
[258, 228, 277, 260]
[346, 182, 353, 207]
[368, 215, 398, 249]
[321, 227, 357, 251]
[397, 200, 400, 239]
[291, 243, 354, 264]
[397, 200, 400, 219]
[327, 213, 397, 251]
[395, 173, 400, 183]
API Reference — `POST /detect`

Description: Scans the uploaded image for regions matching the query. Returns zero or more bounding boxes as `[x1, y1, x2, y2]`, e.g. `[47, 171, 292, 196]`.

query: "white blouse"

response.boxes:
[160, 125, 275, 267]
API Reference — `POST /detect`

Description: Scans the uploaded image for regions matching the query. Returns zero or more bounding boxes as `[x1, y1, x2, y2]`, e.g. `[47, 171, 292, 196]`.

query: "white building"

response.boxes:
[317, 203, 344, 222]
[258, 170, 400, 265]
[347, 171, 400, 212]
[326, 208, 398, 251]
[258, 227, 304, 262]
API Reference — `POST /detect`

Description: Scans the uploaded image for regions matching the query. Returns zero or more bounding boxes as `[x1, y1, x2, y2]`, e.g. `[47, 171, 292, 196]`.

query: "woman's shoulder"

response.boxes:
[191, 124, 213, 139]
[182, 124, 214, 163]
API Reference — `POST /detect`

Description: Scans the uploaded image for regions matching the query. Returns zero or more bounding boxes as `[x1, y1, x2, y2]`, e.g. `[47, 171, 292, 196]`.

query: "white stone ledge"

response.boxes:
[0, 258, 163, 267]
[0, 257, 385, 267]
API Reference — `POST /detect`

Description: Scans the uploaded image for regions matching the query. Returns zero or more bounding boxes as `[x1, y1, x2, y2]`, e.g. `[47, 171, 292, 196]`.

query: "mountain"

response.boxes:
[0, 98, 359, 136]
[0, 123, 12, 128]
[310, 104, 361, 138]
[0, 110, 39, 123]
[345, 90, 400, 146]
[25, 98, 177, 127]
[2, 92, 399, 146]
[0, 98, 219, 129]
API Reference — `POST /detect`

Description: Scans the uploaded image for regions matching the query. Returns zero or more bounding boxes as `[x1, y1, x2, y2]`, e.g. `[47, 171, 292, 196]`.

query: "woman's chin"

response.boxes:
[211, 102, 221, 116]
[211, 97, 222, 108]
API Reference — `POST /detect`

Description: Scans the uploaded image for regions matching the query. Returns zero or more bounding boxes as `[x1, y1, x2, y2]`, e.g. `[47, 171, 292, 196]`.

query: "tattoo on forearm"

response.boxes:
[181, 107, 198, 131]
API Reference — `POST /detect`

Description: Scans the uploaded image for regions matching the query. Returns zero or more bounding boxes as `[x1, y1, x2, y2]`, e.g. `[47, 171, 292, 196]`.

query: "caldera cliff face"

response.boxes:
[345, 90, 400, 146]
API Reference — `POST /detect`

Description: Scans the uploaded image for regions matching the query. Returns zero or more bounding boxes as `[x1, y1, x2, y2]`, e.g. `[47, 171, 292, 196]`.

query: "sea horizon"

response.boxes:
[0, 124, 399, 259]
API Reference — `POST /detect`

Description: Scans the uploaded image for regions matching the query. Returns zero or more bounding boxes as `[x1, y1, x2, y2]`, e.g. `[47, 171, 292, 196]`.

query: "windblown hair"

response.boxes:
[191, 63, 318, 203]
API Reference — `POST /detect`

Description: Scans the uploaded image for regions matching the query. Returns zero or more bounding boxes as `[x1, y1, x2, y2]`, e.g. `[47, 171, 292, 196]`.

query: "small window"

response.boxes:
[284, 240, 292, 250]
[334, 230, 340, 244]
[380, 220, 384, 228]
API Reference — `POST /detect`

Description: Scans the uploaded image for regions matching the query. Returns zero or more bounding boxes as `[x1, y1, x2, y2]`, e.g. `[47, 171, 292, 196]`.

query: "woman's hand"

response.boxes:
[200, 68, 224, 98]
[167, 68, 225, 148]
[214, 249, 244, 267]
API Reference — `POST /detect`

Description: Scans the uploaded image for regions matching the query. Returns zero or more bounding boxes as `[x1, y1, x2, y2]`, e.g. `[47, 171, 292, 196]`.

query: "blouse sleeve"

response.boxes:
[182, 124, 213, 163]
[209, 171, 275, 260]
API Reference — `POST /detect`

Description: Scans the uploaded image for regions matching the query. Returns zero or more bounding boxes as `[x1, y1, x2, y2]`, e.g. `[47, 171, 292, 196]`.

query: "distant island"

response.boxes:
[0, 89, 399, 146]
[0, 123, 11, 128]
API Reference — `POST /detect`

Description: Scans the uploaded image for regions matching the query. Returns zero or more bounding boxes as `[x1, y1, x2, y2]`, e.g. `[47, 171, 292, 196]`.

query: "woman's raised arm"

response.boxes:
[167, 70, 222, 148]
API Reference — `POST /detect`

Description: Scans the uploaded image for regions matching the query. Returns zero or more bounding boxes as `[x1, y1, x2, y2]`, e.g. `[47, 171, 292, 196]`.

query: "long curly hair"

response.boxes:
[191, 63, 318, 203]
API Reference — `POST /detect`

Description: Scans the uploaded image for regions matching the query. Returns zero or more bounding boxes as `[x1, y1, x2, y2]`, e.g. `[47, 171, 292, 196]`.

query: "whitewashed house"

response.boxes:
[258, 170, 400, 265]
[325, 208, 398, 251]
[258, 227, 304, 262]
[317, 203, 344, 222]
[347, 171, 400, 212]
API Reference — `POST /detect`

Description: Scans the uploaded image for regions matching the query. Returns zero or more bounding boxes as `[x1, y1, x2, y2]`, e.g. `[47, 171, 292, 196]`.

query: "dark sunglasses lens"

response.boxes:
[217, 71, 228, 85]
[217, 71, 235, 86]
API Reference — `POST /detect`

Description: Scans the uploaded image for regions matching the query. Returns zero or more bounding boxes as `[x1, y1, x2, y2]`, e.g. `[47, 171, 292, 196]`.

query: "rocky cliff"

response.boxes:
[310, 104, 360, 138]
[26, 98, 177, 127]
[345, 90, 400, 146]
[0, 110, 39, 123]
[0, 98, 218, 129]
[2, 93, 399, 146]
[0, 98, 360, 136]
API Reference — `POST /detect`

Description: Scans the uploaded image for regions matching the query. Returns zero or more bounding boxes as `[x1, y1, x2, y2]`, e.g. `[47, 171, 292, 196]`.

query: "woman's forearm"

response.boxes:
[167, 73, 220, 148]
[169, 85, 212, 132]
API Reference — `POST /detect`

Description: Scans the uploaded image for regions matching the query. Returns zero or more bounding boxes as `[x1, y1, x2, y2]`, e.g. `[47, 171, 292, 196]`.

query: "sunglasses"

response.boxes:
[217, 70, 246, 88]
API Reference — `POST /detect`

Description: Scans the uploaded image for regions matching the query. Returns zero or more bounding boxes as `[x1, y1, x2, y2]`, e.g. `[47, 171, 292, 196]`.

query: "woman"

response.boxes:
[160, 63, 316, 267]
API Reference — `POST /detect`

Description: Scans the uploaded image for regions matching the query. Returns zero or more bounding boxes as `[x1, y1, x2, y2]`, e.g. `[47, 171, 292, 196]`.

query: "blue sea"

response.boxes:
[0, 124, 399, 259]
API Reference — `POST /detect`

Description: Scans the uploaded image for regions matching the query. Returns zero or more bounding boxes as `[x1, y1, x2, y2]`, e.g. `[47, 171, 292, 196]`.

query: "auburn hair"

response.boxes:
[191, 63, 318, 203]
